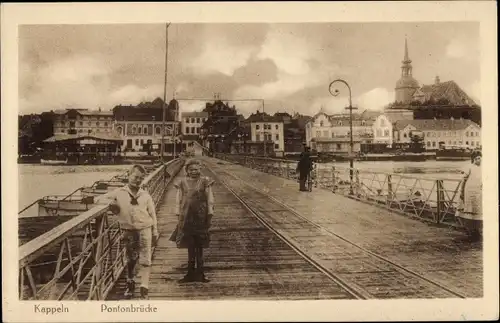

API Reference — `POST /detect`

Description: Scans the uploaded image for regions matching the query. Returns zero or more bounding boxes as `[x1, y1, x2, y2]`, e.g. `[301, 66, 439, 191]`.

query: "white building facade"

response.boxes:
[250, 120, 285, 153]
[181, 111, 208, 137]
[53, 109, 114, 135]
[305, 112, 374, 153]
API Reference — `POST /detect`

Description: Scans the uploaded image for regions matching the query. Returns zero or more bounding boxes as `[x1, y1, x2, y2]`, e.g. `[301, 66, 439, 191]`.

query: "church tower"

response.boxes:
[395, 38, 420, 104]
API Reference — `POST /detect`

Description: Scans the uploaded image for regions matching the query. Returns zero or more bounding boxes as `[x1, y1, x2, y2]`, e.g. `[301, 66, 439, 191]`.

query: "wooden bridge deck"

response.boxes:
[108, 157, 482, 300]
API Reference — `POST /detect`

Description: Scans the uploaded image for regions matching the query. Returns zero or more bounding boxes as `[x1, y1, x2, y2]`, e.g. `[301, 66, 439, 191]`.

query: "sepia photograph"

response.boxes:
[2, 2, 498, 322]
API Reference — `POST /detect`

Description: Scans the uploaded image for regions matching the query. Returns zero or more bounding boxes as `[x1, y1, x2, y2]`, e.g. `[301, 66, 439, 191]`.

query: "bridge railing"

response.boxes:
[18, 158, 185, 301]
[214, 154, 464, 227]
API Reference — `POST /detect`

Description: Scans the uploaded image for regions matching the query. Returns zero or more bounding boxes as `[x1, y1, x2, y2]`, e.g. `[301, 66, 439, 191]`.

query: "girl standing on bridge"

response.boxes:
[170, 159, 215, 283]
[457, 150, 482, 241]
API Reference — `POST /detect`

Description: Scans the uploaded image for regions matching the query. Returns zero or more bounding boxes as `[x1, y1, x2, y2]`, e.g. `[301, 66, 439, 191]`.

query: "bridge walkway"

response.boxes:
[108, 157, 482, 300]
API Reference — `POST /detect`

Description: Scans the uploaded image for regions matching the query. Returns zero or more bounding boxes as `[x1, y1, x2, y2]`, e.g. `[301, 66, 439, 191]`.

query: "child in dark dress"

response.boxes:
[169, 159, 215, 283]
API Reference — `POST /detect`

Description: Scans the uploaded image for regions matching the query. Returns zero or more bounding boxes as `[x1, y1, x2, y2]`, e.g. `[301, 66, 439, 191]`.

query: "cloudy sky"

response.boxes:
[19, 22, 480, 117]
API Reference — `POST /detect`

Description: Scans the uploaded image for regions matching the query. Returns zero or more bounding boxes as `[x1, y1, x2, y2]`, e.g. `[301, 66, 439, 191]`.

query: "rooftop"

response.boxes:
[393, 118, 480, 131]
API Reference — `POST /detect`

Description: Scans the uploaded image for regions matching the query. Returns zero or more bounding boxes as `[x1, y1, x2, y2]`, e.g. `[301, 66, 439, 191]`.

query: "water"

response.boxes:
[18, 164, 131, 212]
[324, 160, 471, 180]
[18, 160, 471, 214]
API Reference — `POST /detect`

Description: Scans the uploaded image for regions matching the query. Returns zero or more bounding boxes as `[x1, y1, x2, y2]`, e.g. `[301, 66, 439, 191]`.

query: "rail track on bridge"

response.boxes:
[204, 159, 468, 299]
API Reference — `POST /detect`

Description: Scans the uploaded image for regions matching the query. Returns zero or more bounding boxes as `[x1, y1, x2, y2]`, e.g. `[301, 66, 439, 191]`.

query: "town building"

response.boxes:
[52, 108, 114, 135]
[246, 111, 285, 156]
[180, 111, 208, 146]
[393, 119, 481, 150]
[199, 100, 242, 153]
[112, 98, 180, 153]
[305, 110, 377, 154]
[372, 111, 413, 146]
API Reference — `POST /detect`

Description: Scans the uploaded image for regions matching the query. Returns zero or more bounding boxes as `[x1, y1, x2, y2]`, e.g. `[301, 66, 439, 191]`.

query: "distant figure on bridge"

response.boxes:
[170, 159, 215, 283]
[95, 164, 158, 300]
[456, 150, 482, 241]
[297, 146, 313, 192]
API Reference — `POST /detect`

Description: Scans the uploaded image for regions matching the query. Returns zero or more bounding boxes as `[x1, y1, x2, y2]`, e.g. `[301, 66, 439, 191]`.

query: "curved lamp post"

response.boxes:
[329, 79, 357, 195]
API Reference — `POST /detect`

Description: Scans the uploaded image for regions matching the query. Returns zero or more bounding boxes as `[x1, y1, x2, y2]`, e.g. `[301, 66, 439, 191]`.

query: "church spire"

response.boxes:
[401, 37, 413, 77]
[404, 37, 410, 62]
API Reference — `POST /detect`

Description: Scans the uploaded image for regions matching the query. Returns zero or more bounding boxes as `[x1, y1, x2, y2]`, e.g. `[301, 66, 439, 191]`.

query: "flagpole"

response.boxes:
[161, 22, 171, 162]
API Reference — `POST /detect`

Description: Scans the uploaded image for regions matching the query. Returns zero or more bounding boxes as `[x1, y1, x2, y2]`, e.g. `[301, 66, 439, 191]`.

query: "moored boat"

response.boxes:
[40, 158, 68, 165]
[436, 145, 473, 161]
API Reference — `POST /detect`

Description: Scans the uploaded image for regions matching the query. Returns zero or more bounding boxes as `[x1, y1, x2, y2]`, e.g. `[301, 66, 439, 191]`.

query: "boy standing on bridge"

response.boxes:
[170, 159, 215, 283]
[96, 164, 158, 300]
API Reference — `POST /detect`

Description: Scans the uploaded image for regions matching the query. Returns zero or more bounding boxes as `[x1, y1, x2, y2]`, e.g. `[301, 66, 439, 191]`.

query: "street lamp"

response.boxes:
[329, 79, 357, 195]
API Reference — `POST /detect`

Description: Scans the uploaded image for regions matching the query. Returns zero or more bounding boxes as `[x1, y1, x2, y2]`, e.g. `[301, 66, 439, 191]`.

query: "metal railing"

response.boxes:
[214, 154, 465, 228]
[18, 158, 185, 300]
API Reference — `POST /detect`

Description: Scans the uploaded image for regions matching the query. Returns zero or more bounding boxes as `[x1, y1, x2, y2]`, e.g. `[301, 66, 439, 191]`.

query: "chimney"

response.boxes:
[435, 76, 440, 84]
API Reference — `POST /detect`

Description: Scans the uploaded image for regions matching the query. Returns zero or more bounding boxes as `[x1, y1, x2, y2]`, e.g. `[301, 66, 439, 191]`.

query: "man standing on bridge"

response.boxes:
[96, 164, 158, 300]
[297, 146, 313, 192]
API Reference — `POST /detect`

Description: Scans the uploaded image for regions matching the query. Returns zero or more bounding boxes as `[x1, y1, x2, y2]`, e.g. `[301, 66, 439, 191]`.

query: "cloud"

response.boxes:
[108, 84, 164, 106]
[234, 27, 338, 103]
[188, 41, 256, 76]
[19, 54, 165, 113]
[446, 39, 478, 61]
[357, 87, 395, 111]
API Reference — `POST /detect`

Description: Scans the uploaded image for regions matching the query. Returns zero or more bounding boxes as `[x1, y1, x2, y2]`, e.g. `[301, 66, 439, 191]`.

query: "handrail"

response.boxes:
[18, 158, 186, 300]
[19, 204, 109, 267]
[214, 153, 466, 228]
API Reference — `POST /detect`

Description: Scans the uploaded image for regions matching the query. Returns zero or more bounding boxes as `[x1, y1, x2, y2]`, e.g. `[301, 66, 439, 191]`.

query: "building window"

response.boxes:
[320, 121, 324, 127]
[256, 134, 260, 141]
[426, 142, 430, 147]
[156, 127, 161, 135]
[337, 144, 341, 150]
[256, 124, 260, 130]
[79, 122, 83, 126]
[138, 127, 142, 134]
[339, 121, 343, 126]
[403, 133, 407, 138]
[275, 134, 279, 140]
[376, 129, 382, 137]
[135, 139, 139, 146]
[361, 120, 366, 126]
[116, 126, 123, 134]
[197, 118, 200, 123]
[275, 124, 279, 130]
[140, 139, 144, 145]
[476, 131, 479, 136]
[466, 141, 469, 145]
[459, 141, 462, 145]
[185, 127, 190, 134]
[466, 131, 469, 137]
[274, 144, 279, 149]
[96, 122, 100, 127]
[384, 129, 389, 137]
[471, 141, 474, 146]
[316, 131, 321, 137]
[380, 119, 385, 126]
[323, 130, 328, 137]
[143, 126, 148, 134]
[432, 142, 436, 147]
[132, 127, 136, 134]
[196, 128, 200, 134]
[186, 118, 190, 123]
[105, 122, 108, 127]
